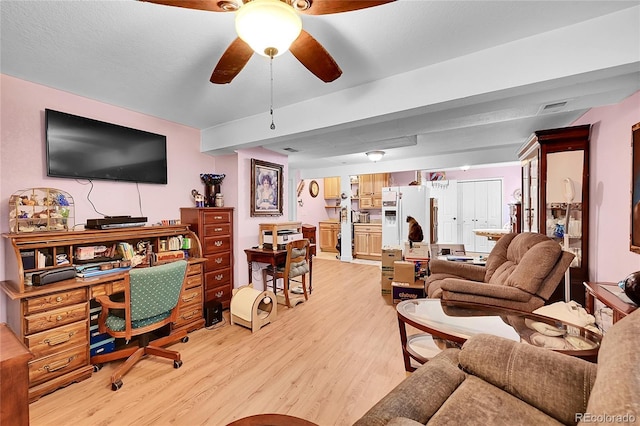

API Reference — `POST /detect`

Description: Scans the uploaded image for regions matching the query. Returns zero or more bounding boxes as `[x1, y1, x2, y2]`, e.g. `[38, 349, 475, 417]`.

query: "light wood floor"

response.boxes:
[29, 257, 408, 426]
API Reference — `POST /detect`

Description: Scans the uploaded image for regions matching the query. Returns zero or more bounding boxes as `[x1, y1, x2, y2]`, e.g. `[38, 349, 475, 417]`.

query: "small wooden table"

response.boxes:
[584, 281, 637, 324]
[244, 244, 316, 292]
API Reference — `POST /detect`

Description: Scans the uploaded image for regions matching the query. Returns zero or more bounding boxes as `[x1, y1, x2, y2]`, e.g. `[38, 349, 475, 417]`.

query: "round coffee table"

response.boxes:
[397, 299, 601, 372]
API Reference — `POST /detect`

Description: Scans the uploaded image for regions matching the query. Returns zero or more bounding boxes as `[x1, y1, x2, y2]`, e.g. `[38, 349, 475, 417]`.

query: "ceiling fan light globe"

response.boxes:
[235, 0, 302, 58]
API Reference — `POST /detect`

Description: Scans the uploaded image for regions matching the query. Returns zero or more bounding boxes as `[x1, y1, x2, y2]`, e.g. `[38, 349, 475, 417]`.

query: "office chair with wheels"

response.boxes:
[262, 239, 310, 308]
[91, 260, 188, 391]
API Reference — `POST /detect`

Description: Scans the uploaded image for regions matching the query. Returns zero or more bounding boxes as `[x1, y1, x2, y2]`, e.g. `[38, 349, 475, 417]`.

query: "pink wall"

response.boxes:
[572, 90, 640, 282]
[0, 74, 214, 321]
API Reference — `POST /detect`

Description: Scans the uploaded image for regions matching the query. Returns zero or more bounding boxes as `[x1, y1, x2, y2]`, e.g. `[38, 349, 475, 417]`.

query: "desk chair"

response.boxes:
[262, 239, 310, 308]
[91, 260, 188, 391]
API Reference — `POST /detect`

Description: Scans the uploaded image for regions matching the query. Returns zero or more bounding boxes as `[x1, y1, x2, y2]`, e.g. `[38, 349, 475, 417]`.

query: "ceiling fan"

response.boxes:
[142, 0, 396, 84]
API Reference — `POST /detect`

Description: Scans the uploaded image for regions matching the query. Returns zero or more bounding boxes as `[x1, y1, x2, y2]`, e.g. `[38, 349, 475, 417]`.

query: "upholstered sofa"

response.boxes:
[354, 309, 640, 426]
[425, 232, 574, 312]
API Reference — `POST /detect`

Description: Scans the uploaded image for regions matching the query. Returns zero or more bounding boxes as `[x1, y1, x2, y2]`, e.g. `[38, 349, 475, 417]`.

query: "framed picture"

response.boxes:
[251, 158, 283, 217]
[631, 122, 640, 254]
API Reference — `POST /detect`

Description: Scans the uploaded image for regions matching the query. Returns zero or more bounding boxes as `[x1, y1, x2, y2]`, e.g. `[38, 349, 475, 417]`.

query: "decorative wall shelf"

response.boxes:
[9, 188, 74, 233]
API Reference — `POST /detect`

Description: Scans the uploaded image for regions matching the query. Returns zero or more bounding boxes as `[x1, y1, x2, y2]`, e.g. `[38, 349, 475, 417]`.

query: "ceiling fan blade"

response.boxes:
[140, 0, 233, 13]
[300, 0, 395, 15]
[210, 38, 254, 84]
[289, 30, 342, 83]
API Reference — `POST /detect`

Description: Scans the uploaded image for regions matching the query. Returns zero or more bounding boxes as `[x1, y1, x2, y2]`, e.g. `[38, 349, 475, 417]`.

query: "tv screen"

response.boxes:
[46, 109, 168, 184]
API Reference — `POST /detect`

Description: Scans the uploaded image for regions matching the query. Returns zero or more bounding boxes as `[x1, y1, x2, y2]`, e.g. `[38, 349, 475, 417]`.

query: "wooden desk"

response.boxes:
[244, 244, 316, 292]
[584, 281, 637, 324]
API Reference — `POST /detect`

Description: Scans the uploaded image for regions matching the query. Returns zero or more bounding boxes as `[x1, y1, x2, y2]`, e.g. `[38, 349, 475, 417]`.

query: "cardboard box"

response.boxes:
[404, 242, 430, 258]
[405, 257, 430, 279]
[394, 260, 415, 284]
[381, 247, 403, 268]
[392, 281, 426, 304]
[381, 270, 393, 294]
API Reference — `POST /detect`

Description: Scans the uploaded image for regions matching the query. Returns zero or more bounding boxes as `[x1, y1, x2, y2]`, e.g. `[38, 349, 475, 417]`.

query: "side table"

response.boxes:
[1, 323, 34, 426]
[584, 281, 637, 324]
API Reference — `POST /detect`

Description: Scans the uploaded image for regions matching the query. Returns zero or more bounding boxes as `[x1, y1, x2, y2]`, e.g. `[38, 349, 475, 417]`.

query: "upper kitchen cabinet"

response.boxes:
[324, 177, 341, 199]
[359, 173, 389, 209]
[518, 125, 590, 305]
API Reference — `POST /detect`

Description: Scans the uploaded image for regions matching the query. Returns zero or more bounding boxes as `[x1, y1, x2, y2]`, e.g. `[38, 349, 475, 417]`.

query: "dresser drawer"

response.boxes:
[203, 236, 231, 254]
[205, 252, 231, 271]
[180, 285, 203, 306]
[203, 223, 231, 237]
[205, 267, 231, 288]
[205, 284, 231, 305]
[174, 301, 203, 329]
[25, 321, 88, 359]
[24, 289, 88, 315]
[29, 346, 88, 387]
[184, 272, 203, 290]
[24, 303, 89, 335]
[203, 211, 232, 224]
[186, 262, 203, 277]
[90, 279, 126, 299]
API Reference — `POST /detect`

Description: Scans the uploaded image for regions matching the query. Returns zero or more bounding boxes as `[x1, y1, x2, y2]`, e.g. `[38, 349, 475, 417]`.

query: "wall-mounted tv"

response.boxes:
[46, 109, 168, 184]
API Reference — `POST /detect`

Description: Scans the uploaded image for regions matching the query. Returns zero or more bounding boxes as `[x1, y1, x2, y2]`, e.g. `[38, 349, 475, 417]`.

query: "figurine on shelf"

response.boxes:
[191, 189, 205, 208]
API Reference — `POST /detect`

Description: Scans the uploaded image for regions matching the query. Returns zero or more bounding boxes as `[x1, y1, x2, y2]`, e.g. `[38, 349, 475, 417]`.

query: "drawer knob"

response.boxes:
[56, 315, 63, 321]
[182, 294, 197, 302]
[215, 228, 223, 232]
[215, 291, 223, 298]
[44, 331, 74, 346]
[56, 296, 63, 302]
[214, 216, 223, 220]
[215, 274, 223, 281]
[214, 240, 223, 247]
[215, 258, 223, 264]
[43, 356, 74, 373]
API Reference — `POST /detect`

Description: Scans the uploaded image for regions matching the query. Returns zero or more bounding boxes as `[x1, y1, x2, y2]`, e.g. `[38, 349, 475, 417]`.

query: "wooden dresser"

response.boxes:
[0, 225, 205, 401]
[180, 207, 234, 308]
[1, 323, 33, 425]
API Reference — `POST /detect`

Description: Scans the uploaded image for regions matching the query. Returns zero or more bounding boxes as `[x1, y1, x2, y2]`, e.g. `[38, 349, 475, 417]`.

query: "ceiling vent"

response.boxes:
[283, 147, 299, 152]
[538, 101, 568, 115]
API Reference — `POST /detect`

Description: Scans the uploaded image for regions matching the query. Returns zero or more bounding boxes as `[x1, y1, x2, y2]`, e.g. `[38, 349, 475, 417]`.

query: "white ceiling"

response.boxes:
[2, 0, 639, 177]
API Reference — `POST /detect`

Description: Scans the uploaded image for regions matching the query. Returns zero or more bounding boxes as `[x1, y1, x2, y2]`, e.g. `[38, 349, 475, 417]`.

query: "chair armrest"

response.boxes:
[441, 278, 532, 302]
[459, 334, 597, 425]
[354, 349, 466, 426]
[94, 295, 125, 310]
[429, 259, 486, 282]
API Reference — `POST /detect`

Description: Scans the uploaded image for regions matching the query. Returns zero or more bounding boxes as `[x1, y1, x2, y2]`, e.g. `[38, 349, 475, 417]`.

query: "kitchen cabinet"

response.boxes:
[323, 177, 341, 199]
[359, 173, 389, 209]
[354, 223, 382, 260]
[518, 125, 590, 305]
[319, 221, 340, 253]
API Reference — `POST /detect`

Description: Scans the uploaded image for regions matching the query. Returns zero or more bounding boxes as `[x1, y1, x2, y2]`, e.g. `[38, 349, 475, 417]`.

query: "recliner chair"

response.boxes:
[425, 233, 574, 312]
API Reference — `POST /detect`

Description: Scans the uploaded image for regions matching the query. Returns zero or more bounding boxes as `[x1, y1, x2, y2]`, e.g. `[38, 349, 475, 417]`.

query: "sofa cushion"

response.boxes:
[428, 376, 563, 425]
[503, 240, 561, 294]
[353, 350, 465, 426]
[460, 334, 596, 426]
[581, 310, 640, 424]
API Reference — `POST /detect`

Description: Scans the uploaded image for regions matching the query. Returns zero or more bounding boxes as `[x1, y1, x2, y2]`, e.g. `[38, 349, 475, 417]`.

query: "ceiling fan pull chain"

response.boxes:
[270, 54, 276, 130]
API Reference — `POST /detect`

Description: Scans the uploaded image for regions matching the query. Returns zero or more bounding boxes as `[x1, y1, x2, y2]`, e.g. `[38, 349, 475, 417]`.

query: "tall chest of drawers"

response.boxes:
[180, 207, 234, 308]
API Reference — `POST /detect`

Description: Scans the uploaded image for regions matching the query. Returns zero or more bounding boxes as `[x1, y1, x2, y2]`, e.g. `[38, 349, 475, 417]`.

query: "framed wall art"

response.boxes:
[251, 158, 283, 217]
[631, 122, 640, 254]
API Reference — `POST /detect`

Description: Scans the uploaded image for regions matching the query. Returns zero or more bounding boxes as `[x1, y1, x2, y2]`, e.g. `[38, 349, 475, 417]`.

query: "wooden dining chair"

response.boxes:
[262, 239, 310, 308]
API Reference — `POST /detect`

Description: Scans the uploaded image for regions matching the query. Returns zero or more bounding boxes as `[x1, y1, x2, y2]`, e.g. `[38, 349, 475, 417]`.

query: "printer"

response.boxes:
[262, 229, 303, 250]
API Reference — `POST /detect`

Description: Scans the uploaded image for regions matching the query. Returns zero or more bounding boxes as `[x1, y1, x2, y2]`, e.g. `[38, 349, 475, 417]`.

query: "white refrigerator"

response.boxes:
[381, 186, 431, 247]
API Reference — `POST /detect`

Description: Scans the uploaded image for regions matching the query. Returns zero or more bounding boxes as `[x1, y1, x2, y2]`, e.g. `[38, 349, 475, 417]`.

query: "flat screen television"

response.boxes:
[46, 109, 168, 184]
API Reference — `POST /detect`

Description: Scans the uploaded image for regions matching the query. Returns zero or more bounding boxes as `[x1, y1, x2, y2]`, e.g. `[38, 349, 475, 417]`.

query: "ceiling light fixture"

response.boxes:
[235, 0, 302, 58]
[366, 150, 385, 162]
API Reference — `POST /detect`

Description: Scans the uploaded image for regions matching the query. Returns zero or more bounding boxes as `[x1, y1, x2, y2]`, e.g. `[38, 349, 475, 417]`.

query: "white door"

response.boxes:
[459, 179, 503, 252]
[429, 180, 458, 243]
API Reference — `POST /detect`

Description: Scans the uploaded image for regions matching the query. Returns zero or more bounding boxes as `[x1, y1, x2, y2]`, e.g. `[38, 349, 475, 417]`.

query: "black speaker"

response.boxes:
[204, 300, 223, 327]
